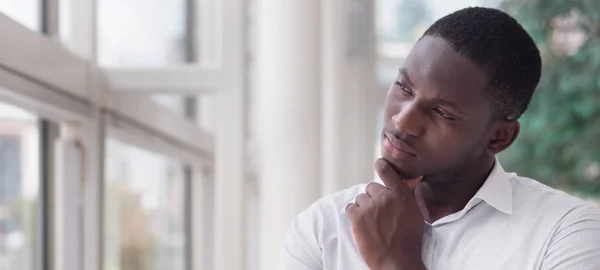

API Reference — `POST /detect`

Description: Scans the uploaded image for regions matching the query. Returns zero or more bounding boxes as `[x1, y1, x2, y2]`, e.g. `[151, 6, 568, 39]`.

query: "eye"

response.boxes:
[394, 81, 412, 95]
[433, 108, 456, 120]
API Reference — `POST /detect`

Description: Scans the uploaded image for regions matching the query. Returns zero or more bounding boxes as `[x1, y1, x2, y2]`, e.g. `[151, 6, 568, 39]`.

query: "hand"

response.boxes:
[346, 158, 425, 270]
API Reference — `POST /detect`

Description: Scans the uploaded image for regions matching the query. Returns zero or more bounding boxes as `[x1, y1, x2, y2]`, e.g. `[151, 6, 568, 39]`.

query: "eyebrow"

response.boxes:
[398, 68, 414, 87]
[433, 98, 459, 109]
[433, 97, 469, 118]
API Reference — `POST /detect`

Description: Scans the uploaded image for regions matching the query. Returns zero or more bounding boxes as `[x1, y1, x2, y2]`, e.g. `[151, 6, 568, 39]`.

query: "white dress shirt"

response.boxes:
[278, 160, 600, 269]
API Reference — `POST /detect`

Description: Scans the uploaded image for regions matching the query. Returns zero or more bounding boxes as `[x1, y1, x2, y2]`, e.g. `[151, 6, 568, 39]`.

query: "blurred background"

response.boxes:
[0, 0, 598, 270]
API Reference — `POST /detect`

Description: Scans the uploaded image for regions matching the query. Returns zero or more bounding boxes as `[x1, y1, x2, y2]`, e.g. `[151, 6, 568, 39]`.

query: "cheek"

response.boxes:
[383, 96, 400, 120]
[423, 124, 477, 157]
[424, 134, 464, 158]
[423, 128, 488, 166]
[383, 88, 412, 116]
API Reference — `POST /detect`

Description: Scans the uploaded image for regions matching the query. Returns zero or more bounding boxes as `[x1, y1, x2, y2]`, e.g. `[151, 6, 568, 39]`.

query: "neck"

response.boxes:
[414, 156, 496, 223]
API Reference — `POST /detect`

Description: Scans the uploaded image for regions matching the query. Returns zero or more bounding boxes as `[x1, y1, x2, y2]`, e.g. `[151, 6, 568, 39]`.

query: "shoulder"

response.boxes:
[509, 174, 598, 207]
[508, 173, 600, 224]
[279, 184, 366, 267]
[511, 176, 600, 268]
[295, 183, 366, 225]
[288, 184, 365, 240]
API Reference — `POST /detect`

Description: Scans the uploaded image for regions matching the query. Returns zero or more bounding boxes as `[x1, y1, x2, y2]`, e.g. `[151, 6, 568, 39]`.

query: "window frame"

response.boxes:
[0, 0, 248, 269]
[0, 2, 217, 270]
[0, 1, 213, 165]
[100, 0, 229, 94]
[37, 119, 56, 270]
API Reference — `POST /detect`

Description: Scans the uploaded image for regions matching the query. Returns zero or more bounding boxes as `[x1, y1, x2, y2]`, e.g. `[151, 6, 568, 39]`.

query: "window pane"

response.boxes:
[0, 102, 39, 270]
[0, 0, 41, 32]
[97, 0, 188, 67]
[104, 139, 186, 270]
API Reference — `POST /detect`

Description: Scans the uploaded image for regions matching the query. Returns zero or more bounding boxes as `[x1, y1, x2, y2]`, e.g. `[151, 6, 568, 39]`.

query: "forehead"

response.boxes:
[402, 36, 489, 110]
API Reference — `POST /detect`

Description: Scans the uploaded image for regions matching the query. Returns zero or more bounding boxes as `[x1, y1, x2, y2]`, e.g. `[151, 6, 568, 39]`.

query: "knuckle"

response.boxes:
[366, 182, 385, 195]
[345, 205, 357, 218]
[365, 182, 377, 194]
[355, 193, 373, 208]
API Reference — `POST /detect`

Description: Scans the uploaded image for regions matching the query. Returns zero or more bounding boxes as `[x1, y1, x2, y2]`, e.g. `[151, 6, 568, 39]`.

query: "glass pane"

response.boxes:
[0, 102, 40, 270]
[0, 0, 41, 32]
[97, 0, 188, 67]
[104, 139, 186, 270]
[58, 0, 72, 44]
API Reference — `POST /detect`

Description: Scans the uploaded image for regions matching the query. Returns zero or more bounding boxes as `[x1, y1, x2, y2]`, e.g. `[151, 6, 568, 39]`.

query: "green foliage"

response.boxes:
[498, 0, 600, 196]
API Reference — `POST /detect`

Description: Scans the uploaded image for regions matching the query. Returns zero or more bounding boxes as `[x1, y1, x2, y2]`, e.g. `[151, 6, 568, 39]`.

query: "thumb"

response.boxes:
[374, 158, 401, 189]
[404, 175, 423, 193]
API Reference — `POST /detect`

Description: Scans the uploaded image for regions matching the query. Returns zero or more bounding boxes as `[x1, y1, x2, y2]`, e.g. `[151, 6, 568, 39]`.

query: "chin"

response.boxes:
[380, 151, 421, 179]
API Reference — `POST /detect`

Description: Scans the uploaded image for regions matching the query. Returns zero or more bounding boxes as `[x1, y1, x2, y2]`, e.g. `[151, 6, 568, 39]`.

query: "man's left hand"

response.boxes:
[345, 158, 425, 270]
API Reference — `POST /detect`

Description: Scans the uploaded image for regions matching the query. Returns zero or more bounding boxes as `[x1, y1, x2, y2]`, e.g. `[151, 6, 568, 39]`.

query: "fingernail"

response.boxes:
[375, 159, 389, 173]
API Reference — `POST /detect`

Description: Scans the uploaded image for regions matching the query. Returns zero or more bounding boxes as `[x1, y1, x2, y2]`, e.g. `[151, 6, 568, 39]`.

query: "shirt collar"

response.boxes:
[471, 158, 513, 215]
[340, 158, 513, 215]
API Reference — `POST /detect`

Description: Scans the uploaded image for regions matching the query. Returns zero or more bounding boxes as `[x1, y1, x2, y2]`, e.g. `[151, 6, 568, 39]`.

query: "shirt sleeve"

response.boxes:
[277, 204, 325, 270]
[540, 203, 600, 270]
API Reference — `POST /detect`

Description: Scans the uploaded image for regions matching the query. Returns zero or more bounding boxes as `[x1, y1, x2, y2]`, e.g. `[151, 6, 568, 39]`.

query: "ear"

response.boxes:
[487, 120, 520, 155]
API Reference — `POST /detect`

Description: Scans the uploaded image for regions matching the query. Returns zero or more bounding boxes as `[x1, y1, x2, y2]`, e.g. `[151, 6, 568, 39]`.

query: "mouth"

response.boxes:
[383, 133, 417, 157]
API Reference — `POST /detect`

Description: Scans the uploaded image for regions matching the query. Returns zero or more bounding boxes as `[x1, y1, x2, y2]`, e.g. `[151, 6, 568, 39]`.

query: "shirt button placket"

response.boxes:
[430, 225, 438, 270]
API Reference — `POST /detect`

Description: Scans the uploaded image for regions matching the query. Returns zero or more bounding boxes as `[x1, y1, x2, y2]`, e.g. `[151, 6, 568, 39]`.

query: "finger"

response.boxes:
[345, 203, 358, 220]
[404, 176, 423, 192]
[365, 182, 387, 197]
[374, 158, 403, 189]
[355, 193, 370, 207]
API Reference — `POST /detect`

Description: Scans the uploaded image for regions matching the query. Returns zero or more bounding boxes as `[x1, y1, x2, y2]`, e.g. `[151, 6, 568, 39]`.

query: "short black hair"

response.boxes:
[422, 7, 541, 120]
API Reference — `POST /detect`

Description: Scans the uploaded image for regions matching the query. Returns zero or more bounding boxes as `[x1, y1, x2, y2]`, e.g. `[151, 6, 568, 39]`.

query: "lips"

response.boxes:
[384, 133, 417, 156]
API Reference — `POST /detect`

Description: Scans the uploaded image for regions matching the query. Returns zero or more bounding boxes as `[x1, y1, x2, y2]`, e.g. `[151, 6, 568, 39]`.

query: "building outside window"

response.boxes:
[104, 138, 187, 270]
[0, 102, 41, 270]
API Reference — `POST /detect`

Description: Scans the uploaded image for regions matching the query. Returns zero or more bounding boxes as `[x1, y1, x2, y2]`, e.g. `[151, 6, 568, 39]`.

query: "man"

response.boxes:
[278, 7, 600, 270]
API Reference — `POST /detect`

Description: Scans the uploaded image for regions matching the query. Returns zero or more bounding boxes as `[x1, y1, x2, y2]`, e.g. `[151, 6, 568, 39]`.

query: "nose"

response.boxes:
[391, 103, 423, 137]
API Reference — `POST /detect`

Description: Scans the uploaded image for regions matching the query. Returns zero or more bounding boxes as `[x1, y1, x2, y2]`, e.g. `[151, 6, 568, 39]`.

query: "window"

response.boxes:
[97, 0, 188, 67]
[0, 0, 41, 32]
[104, 138, 187, 270]
[96, 0, 196, 117]
[0, 102, 40, 270]
[96, 0, 192, 115]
